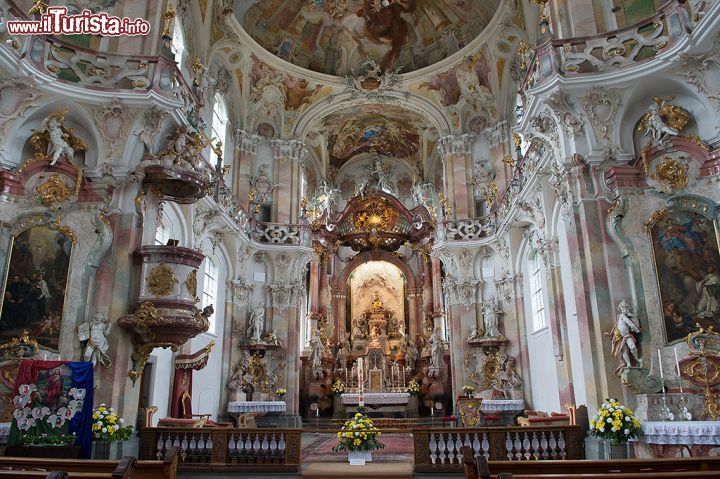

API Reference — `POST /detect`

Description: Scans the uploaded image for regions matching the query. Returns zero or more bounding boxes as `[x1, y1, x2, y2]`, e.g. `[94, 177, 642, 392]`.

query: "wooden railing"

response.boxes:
[140, 428, 302, 473]
[413, 426, 585, 473]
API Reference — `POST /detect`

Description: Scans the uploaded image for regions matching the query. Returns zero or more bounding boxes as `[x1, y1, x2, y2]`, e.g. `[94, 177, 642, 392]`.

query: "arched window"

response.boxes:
[171, 18, 186, 74]
[211, 93, 229, 152]
[528, 252, 546, 331]
[155, 218, 170, 246]
[201, 257, 218, 334]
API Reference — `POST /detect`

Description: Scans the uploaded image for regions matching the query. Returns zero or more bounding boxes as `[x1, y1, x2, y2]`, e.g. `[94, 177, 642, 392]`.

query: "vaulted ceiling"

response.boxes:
[234, 0, 501, 76]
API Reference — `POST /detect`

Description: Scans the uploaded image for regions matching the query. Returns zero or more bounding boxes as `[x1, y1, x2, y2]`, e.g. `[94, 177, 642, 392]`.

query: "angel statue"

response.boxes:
[39, 113, 76, 166]
[640, 97, 680, 145]
[606, 299, 642, 375]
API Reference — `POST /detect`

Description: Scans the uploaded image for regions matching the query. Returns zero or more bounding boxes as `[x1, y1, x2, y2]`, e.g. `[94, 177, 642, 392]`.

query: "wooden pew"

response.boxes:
[461, 446, 720, 479]
[0, 447, 178, 479]
[508, 473, 720, 478]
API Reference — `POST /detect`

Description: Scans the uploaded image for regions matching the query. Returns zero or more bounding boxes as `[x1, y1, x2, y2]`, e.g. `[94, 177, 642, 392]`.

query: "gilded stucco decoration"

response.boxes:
[353, 199, 397, 233]
[185, 269, 199, 303]
[147, 263, 177, 297]
[650, 157, 689, 192]
[36, 174, 71, 207]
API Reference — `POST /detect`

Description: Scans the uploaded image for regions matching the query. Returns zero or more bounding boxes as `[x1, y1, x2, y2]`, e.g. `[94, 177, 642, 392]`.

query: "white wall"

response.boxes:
[558, 220, 587, 407]
[522, 251, 561, 413]
[148, 348, 174, 425]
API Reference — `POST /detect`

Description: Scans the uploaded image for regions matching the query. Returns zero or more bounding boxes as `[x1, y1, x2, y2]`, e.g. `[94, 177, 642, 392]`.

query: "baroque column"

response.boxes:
[272, 139, 307, 224]
[234, 129, 261, 211]
[437, 134, 474, 219]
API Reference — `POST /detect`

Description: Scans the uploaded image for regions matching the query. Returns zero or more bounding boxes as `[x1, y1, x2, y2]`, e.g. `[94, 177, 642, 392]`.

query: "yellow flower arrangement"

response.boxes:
[331, 380, 345, 395]
[333, 413, 385, 452]
[406, 379, 420, 395]
[589, 399, 642, 446]
[275, 388, 287, 397]
[92, 404, 133, 442]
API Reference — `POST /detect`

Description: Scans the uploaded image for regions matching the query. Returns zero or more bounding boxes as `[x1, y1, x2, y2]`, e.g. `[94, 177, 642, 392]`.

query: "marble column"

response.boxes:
[437, 134, 474, 219]
[271, 139, 307, 224]
[96, 211, 144, 423]
[234, 130, 261, 211]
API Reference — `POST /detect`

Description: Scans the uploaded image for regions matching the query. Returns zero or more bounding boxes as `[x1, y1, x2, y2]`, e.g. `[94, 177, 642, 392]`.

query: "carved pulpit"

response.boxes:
[171, 341, 215, 418]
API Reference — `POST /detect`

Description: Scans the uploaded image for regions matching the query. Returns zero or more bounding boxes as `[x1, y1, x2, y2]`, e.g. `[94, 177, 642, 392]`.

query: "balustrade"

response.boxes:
[413, 426, 584, 473]
[141, 427, 302, 473]
[521, 0, 718, 92]
[443, 218, 497, 241]
[252, 221, 310, 246]
[0, 0, 197, 105]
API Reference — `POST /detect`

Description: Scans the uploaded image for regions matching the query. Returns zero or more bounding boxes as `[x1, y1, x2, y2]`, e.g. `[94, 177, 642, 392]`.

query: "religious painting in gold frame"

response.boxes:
[0, 226, 74, 350]
[649, 208, 720, 343]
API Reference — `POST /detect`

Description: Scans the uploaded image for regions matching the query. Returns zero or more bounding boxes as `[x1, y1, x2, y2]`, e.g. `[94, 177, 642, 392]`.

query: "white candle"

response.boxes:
[673, 347, 681, 376]
[657, 349, 664, 379]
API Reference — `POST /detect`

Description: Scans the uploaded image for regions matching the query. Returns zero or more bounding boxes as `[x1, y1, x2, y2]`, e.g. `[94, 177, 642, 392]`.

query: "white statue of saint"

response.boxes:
[607, 299, 642, 375]
[336, 333, 351, 368]
[483, 296, 502, 338]
[404, 337, 418, 371]
[429, 328, 445, 370]
[246, 305, 265, 344]
[309, 329, 324, 369]
[43, 115, 75, 166]
[78, 313, 111, 368]
[266, 329, 283, 348]
[696, 265, 720, 318]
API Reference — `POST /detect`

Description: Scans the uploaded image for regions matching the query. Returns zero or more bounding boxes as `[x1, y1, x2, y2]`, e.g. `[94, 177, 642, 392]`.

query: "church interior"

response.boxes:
[0, 0, 719, 477]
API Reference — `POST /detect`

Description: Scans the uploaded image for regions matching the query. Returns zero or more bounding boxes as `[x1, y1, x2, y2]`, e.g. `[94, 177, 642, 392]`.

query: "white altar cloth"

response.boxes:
[341, 393, 410, 405]
[228, 401, 286, 413]
[638, 421, 720, 445]
[481, 399, 525, 412]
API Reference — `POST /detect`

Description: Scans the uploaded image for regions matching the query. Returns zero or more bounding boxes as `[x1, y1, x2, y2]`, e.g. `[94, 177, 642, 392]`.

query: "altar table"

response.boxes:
[227, 401, 287, 413]
[340, 393, 410, 405]
[633, 421, 720, 458]
[481, 399, 525, 413]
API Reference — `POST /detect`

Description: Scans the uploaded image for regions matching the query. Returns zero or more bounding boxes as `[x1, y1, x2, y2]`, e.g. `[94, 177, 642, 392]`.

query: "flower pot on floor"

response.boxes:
[348, 450, 372, 465]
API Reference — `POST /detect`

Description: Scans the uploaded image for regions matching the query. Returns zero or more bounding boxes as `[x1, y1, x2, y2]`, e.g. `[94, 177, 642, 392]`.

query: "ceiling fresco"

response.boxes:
[321, 105, 426, 166]
[233, 0, 501, 76]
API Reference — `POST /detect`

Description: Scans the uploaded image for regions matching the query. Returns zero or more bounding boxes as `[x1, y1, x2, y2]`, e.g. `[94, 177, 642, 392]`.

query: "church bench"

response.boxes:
[462, 446, 720, 478]
[506, 472, 720, 478]
[0, 447, 178, 479]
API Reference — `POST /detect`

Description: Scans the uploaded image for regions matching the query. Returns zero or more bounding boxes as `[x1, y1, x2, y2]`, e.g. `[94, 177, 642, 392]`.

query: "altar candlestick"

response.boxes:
[657, 349, 664, 379]
[673, 347, 681, 376]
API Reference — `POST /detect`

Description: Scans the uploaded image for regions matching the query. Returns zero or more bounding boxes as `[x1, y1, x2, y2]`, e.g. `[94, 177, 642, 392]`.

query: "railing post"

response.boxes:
[139, 428, 157, 460]
[211, 429, 228, 464]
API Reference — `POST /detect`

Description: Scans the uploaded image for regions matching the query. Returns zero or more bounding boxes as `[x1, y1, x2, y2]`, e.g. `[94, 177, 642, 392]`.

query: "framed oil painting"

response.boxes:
[0, 226, 73, 350]
[651, 210, 720, 343]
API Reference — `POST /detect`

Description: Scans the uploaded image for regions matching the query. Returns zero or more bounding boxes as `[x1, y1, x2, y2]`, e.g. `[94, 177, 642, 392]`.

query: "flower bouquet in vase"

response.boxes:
[333, 413, 384, 465]
[589, 399, 642, 459]
[462, 385, 475, 398]
[91, 404, 134, 459]
[275, 388, 287, 400]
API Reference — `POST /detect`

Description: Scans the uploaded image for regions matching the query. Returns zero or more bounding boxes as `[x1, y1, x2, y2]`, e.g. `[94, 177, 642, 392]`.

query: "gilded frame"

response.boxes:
[645, 196, 720, 345]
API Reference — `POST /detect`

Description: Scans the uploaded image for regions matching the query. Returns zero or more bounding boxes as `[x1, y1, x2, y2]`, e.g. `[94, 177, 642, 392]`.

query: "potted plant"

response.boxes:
[406, 379, 420, 418]
[275, 388, 287, 400]
[331, 380, 345, 396]
[588, 399, 642, 459]
[91, 404, 134, 460]
[333, 413, 384, 465]
[462, 385, 475, 398]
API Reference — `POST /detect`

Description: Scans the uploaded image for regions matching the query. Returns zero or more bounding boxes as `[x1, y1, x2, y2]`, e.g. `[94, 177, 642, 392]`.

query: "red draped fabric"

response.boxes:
[170, 368, 192, 418]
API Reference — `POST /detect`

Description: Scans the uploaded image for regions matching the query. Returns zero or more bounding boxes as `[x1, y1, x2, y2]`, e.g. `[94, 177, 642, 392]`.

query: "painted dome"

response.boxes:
[234, 0, 502, 76]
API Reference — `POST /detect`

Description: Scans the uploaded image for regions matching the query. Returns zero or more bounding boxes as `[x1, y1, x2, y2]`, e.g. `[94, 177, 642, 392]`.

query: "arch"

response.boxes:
[333, 251, 418, 292]
[293, 93, 452, 142]
[6, 102, 102, 170]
